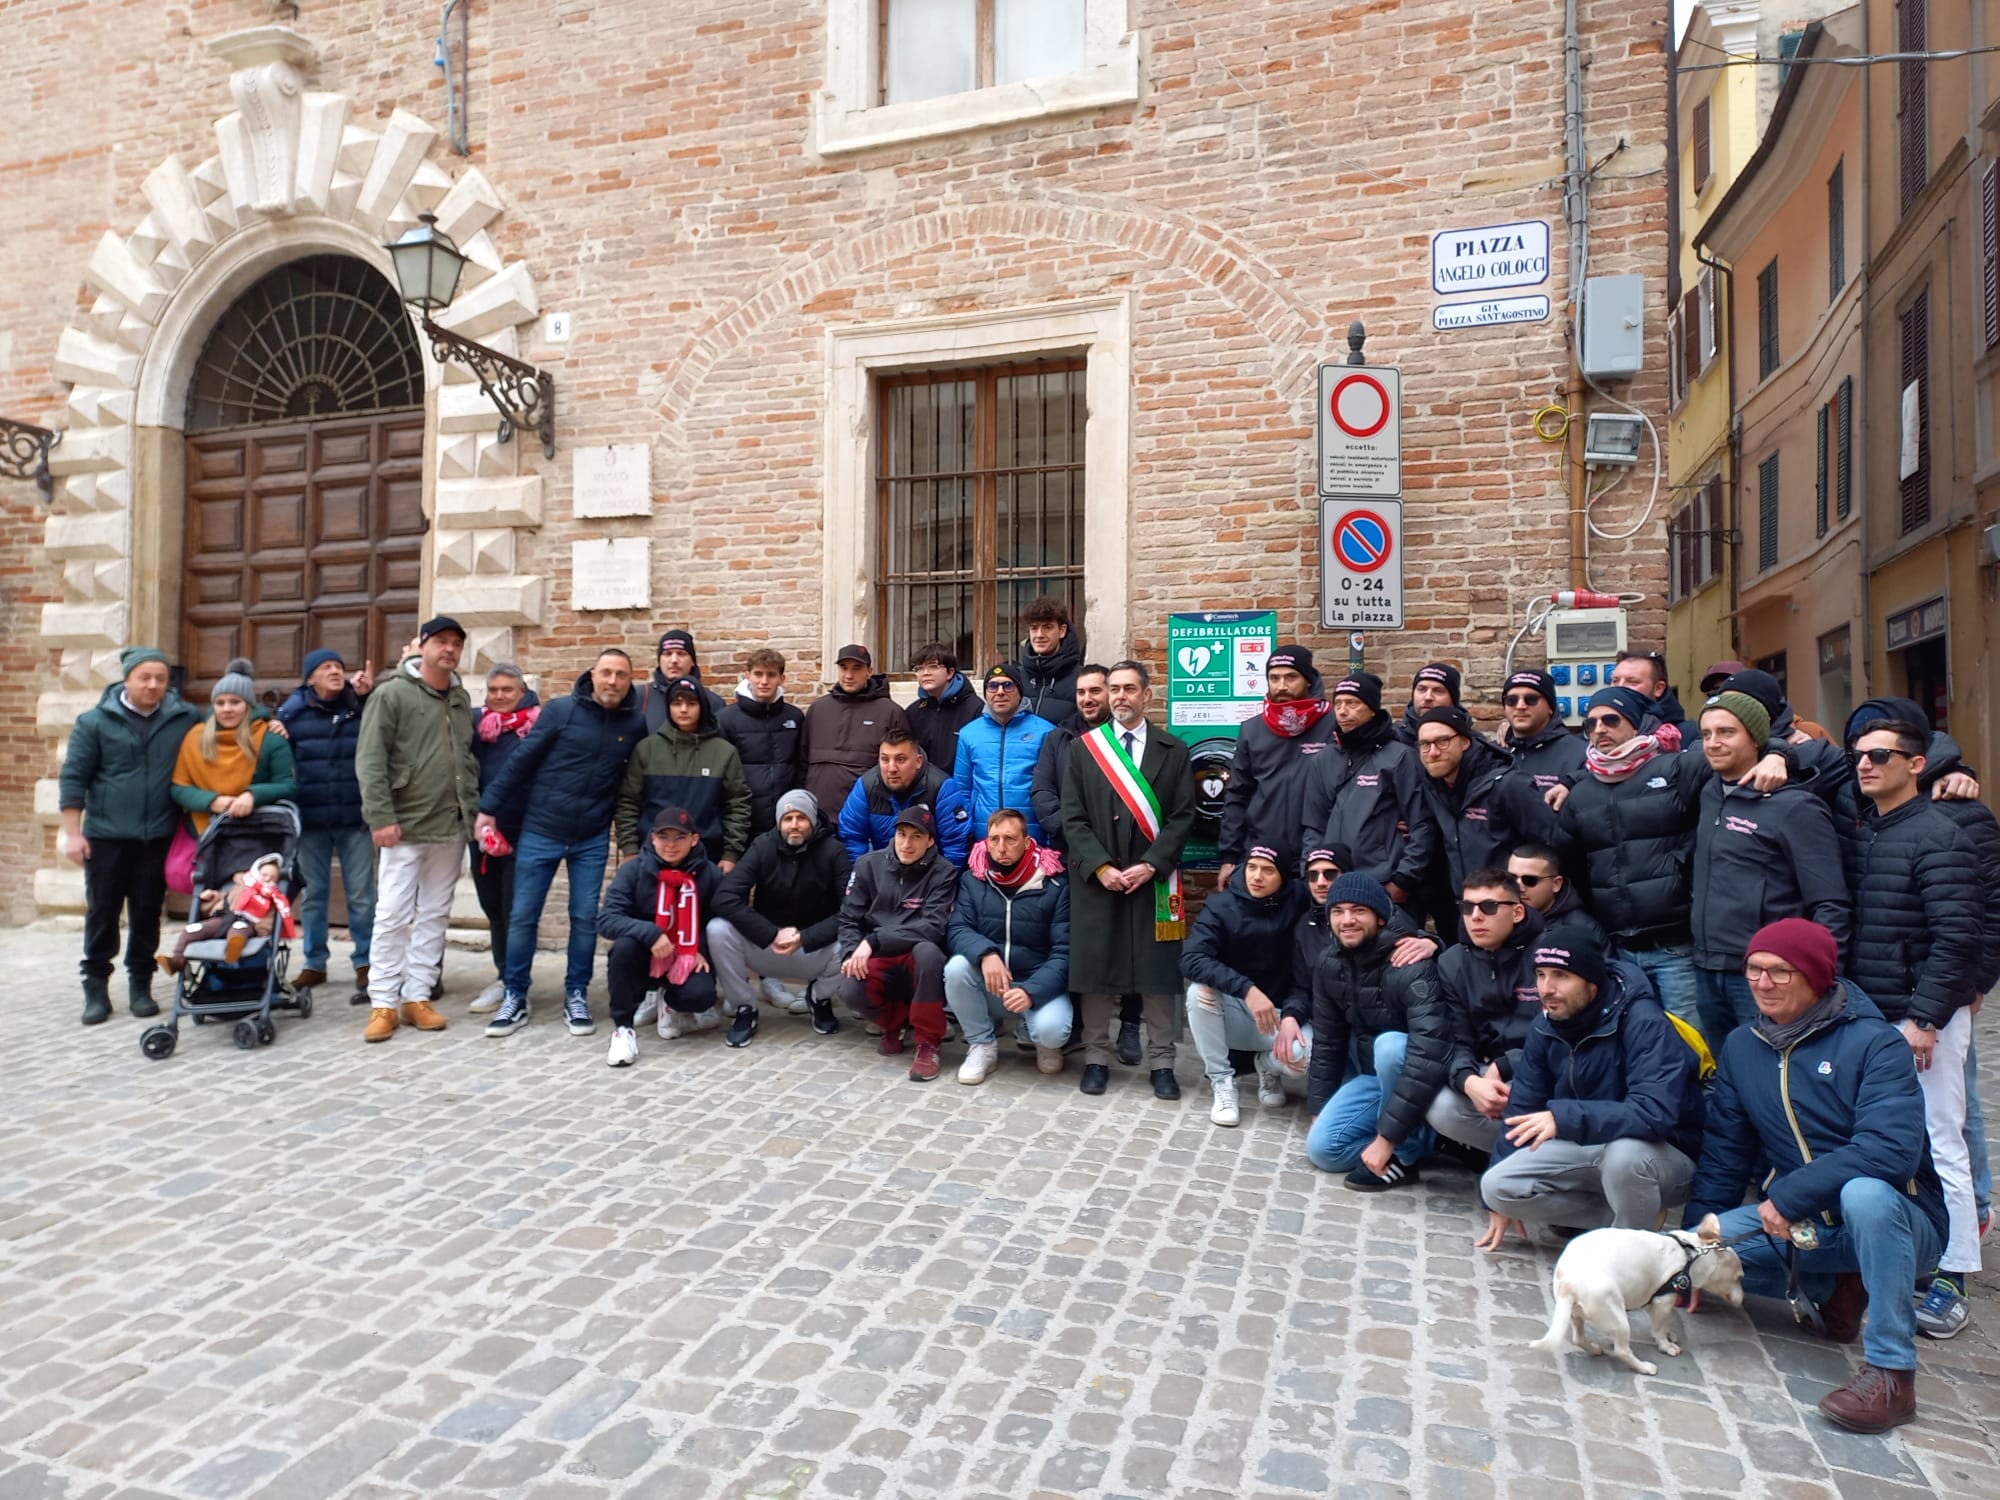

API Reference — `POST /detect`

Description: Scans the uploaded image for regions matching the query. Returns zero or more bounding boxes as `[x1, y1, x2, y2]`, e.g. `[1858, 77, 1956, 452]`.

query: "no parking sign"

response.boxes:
[1320, 499, 1404, 629]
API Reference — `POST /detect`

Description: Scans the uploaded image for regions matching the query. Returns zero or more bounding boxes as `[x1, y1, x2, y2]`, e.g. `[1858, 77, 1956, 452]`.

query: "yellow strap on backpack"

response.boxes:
[1666, 1011, 1716, 1081]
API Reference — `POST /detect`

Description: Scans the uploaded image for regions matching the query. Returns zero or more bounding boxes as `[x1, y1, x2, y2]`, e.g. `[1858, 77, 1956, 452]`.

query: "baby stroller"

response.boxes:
[140, 802, 311, 1059]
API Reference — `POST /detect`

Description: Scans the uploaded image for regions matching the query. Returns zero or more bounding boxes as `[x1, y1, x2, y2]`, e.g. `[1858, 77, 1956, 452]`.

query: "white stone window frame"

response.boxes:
[815, 0, 1139, 155]
[822, 297, 1130, 677]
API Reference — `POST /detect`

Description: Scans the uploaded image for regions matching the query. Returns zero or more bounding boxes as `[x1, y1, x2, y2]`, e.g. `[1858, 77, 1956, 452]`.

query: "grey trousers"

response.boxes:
[1478, 1137, 1695, 1231]
[1081, 991, 1176, 1068]
[1426, 1086, 1504, 1153]
[705, 918, 840, 1014]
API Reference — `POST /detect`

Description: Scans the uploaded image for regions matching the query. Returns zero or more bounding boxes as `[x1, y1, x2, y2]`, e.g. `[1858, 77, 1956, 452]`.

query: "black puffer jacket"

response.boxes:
[1435, 905, 1545, 1088]
[718, 691, 803, 834]
[837, 842, 957, 957]
[711, 816, 851, 953]
[1030, 716, 1083, 855]
[1690, 778, 1850, 970]
[596, 841, 722, 955]
[1218, 707, 1338, 873]
[801, 675, 912, 814]
[907, 674, 982, 774]
[1299, 712, 1437, 893]
[1018, 627, 1083, 725]
[1281, 887, 1423, 1022]
[1307, 929, 1450, 1140]
[1501, 719, 1586, 794]
[1556, 746, 1706, 946]
[1837, 797, 1982, 1027]
[1181, 866, 1308, 1001]
[1417, 735, 1557, 896]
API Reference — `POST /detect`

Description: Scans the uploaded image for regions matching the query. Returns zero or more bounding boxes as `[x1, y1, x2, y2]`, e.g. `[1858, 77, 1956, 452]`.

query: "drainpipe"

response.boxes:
[1857, 29, 1874, 695]
[1664, 0, 1682, 310]
[1696, 246, 1738, 653]
[1564, 0, 1588, 589]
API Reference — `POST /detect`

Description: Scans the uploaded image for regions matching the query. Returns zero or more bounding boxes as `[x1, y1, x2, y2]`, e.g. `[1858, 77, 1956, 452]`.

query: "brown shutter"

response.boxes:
[1899, 290, 1930, 534]
[1898, 0, 1928, 214]
[1692, 99, 1712, 192]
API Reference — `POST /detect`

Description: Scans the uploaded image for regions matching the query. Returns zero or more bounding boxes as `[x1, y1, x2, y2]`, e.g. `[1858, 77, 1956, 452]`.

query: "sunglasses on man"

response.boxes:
[1458, 898, 1517, 916]
[1853, 746, 1913, 766]
[1512, 873, 1549, 888]
[1502, 692, 1544, 709]
[1582, 712, 1626, 732]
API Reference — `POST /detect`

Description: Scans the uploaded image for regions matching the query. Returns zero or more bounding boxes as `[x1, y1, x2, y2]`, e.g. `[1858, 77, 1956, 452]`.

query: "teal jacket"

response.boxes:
[59, 682, 202, 841]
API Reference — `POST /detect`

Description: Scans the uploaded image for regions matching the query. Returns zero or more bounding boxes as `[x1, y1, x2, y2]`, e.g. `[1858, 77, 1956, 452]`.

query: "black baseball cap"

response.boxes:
[419, 616, 466, 643]
[649, 808, 698, 837]
[836, 643, 872, 667]
[892, 806, 936, 836]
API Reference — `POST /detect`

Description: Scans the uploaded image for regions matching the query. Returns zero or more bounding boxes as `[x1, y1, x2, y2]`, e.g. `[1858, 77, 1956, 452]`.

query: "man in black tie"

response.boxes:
[1061, 660, 1197, 1098]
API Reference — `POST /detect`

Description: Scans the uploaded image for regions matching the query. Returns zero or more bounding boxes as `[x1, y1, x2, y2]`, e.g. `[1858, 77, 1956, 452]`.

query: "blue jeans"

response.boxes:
[1713, 1177, 1942, 1372]
[1624, 945, 1700, 1030]
[1966, 1037, 1990, 1217]
[1305, 1030, 1436, 1173]
[502, 830, 609, 996]
[1693, 967, 1755, 1054]
[295, 825, 376, 972]
[943, 956, 1073, 1047]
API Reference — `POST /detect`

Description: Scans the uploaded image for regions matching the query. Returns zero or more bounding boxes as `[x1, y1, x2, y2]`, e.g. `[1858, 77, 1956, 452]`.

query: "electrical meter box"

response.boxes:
[1580, 274, 1645, 381]
[1543, 606, 1630, 724]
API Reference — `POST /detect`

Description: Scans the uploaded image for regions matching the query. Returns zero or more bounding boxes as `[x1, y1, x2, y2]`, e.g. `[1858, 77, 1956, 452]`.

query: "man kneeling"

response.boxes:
[835, 806, 958, 1081]
[1685, 919, 1948, 1433]
[945, 808, 1072, 1083]
[598, 809, 722, 1066]
[1478, 923, 1703, 1246]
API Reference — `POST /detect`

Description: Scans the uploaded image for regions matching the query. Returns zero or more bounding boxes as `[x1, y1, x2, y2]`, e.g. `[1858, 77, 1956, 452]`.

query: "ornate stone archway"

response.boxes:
[35, 26, 549, 911]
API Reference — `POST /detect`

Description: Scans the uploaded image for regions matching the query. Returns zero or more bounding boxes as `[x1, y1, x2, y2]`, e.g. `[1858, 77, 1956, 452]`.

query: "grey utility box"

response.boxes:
[1580, 274, 1645, 381]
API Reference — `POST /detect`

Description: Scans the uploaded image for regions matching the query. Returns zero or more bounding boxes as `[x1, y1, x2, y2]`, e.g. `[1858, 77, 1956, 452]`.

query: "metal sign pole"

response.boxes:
[1346, 320, 1366, 675]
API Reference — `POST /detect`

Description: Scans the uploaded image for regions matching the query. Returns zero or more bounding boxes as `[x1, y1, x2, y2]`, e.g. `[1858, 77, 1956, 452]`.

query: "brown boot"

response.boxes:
[400, 1001, 448, 1032]
[223, 927, 248, 964]
[1818, 1272, 1867, 1344]
[364, 1006, 399, 1043]
[294, 968, 328, 989]
[1818, 1363, 1916, 1433]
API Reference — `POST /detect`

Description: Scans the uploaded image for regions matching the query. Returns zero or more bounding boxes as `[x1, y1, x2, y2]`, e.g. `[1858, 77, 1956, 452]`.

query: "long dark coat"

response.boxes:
[1061, 721, 1196, 994]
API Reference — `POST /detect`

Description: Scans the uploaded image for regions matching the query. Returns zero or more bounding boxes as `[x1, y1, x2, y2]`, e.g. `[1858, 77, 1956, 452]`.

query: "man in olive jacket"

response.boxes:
[354, 618, 480, 1043]
[58, 646, 201, 1024]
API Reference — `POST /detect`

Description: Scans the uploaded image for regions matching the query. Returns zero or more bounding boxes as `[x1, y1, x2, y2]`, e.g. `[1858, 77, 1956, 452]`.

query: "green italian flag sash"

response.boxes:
[1082, 721, 1186, 942]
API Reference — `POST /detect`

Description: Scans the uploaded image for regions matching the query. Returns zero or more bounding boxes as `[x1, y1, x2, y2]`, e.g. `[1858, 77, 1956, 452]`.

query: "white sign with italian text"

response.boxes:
[573, 443, 652, 518]
[572, 537, 651, 610]
[1430, 219, 1552, 296]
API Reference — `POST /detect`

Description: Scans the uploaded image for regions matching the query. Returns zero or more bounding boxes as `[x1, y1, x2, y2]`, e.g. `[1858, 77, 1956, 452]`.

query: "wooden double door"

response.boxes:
[181, 413, 427, 702]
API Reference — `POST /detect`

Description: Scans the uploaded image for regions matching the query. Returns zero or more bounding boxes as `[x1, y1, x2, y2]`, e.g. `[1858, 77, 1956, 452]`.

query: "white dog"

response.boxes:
[1528, 1214, 1746, 1375]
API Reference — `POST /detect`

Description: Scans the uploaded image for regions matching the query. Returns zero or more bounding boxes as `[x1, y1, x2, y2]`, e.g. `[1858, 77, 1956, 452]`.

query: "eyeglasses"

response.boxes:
[1417, 738, 1460, 756]
[1744, 962, 1800, 986]
[1306, 869, 1339, 883]
[1582, 713, 1625, 732]
[984, 681, 1019, 694]
[1512, 873, 1548, 888]
[1854, 746, 1913, 766]
[1458, 898, 1513, 916]
[1502, 693, 1542, 709]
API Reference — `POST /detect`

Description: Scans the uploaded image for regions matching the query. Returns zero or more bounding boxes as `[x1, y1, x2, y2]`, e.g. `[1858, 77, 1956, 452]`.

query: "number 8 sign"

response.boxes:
[1320, 498, 1405, 630]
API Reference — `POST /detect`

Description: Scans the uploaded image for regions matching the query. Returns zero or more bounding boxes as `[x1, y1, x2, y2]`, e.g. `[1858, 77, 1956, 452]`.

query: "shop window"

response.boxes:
[877, 360, 1085, 670]
[1817, 626, 1852, 733]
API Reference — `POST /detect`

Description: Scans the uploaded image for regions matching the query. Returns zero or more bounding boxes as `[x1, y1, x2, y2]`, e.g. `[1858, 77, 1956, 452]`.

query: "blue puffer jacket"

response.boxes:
[839, 763, 971, 866]
[946, 855, 1071, 1005]
[953, 709, 1056, 841]
[277, 682, 368, 831]
[1490, 961, 1704, 1165]
[1686, 982, 1947, 1247]
[470, 687, 541, 844]
[479, 672, 646, 846]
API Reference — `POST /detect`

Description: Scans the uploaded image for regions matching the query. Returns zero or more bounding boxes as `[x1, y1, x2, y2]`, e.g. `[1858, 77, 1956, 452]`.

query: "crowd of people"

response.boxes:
[55, 602, 1996, 1435]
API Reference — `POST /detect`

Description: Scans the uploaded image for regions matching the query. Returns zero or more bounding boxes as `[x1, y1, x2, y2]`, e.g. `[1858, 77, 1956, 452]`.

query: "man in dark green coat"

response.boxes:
[58, 646, 201, 1025]
[1061, 660, 1196, 1099]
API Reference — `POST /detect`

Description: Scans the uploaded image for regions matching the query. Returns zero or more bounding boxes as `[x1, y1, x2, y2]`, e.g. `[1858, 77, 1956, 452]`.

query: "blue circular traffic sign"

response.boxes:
[1332, 509, 1392, 573]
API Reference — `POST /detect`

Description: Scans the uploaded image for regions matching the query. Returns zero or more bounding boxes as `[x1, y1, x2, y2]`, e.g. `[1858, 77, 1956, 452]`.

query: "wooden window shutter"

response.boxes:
[1757, 260, 1780, 379]
[1707, 473, 1726, 580]
[1693, 98, 1712, 192]
[1827, 160, 1846, 301]
[1834, 375, 1853, 520]
[1697, 267, 1717, 371]
[1758, 453, 1780, 572]
[1982, 161, 1999, 351]
[1899, 290, 1930, 534]
[1898, 0, 1928, 214]
[1815, 402, 1830, 538]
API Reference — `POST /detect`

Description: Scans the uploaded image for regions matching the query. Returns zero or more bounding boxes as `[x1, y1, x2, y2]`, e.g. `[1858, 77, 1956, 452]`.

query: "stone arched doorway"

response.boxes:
[178, 253, 427, 701]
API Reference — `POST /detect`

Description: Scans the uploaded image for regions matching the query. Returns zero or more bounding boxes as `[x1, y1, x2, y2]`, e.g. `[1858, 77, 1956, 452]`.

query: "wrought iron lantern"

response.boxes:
[385, 213, 555, 457]
[0, 415, 60, 499]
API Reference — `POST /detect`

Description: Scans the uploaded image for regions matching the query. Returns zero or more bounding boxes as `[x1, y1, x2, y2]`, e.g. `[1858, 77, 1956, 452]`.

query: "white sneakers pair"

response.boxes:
[658, 1007, 720, 1041]
[957, 1035, 1068, 1083]
[1210, 1071, 1290, 1127]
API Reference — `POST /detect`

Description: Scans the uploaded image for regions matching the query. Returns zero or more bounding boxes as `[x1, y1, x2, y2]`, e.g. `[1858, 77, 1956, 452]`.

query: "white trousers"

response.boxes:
[1920, 1008, 1980, 1274]
[368, 841, 463, 1009]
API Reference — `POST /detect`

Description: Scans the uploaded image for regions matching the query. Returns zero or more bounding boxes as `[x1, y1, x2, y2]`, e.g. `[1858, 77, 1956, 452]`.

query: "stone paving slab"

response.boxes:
[0, 924, 1995, 1499]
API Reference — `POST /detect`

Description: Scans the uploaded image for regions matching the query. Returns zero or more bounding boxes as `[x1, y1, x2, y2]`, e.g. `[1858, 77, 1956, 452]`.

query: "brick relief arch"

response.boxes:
[34, 26, 548, 911]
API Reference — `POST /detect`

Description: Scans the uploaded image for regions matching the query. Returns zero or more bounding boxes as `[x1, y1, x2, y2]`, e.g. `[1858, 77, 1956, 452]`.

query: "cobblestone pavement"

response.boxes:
[2, 923, 1996, 1500]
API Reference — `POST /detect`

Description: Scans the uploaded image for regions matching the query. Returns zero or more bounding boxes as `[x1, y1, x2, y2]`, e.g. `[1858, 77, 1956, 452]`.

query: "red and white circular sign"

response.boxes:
[1328, 373, 1392, 438]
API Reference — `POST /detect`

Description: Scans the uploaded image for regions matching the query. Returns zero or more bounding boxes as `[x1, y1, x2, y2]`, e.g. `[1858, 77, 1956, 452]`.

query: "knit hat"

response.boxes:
[302, 648, 344, 681]
[1303, 843, 1355, 874]
[1414, 663, 1462, 703]
[775, 789, 819, 826]
[1324, 872, 1392, 922]
[1534, 920, 1609, 990]
[893, 805, 936, 837]
[1267, 645, 1324, 696]
[1719, 668, 1785, 720]
[1244, 845, 1283, 871]
[658, 629, 698, 660]
[119, 645, 169, 679]
[1415, 704, 1476, 740]
[1583, 685, 1653, 730]
[1504, 670, 1557, 709]
[1700, 659, 1749, 694]
[983, 662, 1024, 693]
[1746, 917, 1839, 996]
[1332, 672, 1384, 713]
[1702, 690, 1771, 748]
[212, 657, 257, 704]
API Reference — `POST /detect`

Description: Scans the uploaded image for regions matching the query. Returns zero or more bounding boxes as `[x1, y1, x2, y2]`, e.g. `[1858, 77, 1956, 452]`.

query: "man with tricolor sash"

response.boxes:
[1061, 660, 1197, 1098]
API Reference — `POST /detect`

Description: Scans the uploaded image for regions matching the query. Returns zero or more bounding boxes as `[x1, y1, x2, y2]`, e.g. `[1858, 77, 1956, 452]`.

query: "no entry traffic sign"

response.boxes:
[1317, 363, 1401, 497]
[1320, 497, 1404, 629]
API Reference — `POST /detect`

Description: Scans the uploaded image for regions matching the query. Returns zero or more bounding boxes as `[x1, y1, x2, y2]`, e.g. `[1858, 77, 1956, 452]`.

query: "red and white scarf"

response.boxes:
[1263, 697, 1332, 739]
[477, 705, 540, 743]
[1585, 732, 1665, 783]
[968, 838, 1064, 891]
[652, 866, 703, 982]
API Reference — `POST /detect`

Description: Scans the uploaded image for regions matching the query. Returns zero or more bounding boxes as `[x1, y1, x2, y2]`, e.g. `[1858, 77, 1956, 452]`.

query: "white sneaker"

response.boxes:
[958, 1041, 1001, 1085]
[758, 977, 801, 1012]
[1256, 1069, 1288, 1108]
[687, 1008, 722, 1033]
[469, 979, 507, 1014]
[658, 1007, 684, 1040]
[1209, 1079, 1241, 1128]
[606, 1026, 639, 1067]
[634, 992, 659, 1028]
[1035, 1044, 1065, 1075]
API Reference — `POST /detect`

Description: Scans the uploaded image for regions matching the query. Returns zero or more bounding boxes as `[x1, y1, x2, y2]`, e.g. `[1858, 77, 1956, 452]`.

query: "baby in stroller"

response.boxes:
[162, 852, 298, 972]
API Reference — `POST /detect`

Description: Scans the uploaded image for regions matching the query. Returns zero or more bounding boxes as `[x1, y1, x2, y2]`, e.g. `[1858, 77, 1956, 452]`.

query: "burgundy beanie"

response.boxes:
[1746, 918, 1839, 996]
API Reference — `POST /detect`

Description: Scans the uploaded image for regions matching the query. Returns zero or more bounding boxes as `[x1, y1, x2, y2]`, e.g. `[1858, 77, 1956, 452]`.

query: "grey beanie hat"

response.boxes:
[775, 788, 819, 826]
[212, 657, 257, 705]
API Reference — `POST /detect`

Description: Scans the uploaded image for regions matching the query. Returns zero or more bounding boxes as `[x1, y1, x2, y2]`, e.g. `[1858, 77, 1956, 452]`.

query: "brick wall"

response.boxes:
[0, 0, 1670, 916]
